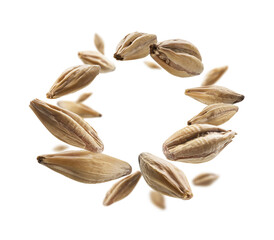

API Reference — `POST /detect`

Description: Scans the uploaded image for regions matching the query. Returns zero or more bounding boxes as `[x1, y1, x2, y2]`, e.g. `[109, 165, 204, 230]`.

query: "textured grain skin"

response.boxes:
[139, 152, 193, 200]
[150, 39, 203, 77]
[30, 99, 104, 152]
[114, 32, 157, 60]
[78, 51, 115, 73]
[185, 85, 245, 105]
[163, 124, 236, 163]
[57, 100, 102, 118]
[37, 151, 132, 184]
[201, 66, 228, 86]
[187, 103, 238, 125]
[46, 65, 100, 99]
[103, 171, 141, 206]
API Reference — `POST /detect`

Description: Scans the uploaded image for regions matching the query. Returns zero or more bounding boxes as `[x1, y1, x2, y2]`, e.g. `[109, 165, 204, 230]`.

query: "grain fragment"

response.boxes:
[76, 92, 92, 103]
[150, 191, 165, 209]
[94, 33, 105, 54]
[144, 61, 161, 69]
[193, 173, 219, 186]
[201, 66, 228, 86]
[57, 101, 102, 118]
[78, 51, 115, 73]
[53, 145, 69, 152]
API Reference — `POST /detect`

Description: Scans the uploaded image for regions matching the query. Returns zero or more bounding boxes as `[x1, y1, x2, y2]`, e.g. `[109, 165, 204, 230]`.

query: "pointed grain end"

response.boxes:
[37, 156, 44, 164]
[126, 165, 133, 176]
[114, 53, 123, 60]
[234, 95, 245, 103]
[78, 52, 83, 58]
[46, 92, 54, 99]
[103, 200, 111, 206]
[183, 191, 193, 200]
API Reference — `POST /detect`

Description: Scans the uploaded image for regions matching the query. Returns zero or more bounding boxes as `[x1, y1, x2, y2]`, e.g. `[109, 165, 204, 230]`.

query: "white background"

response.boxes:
[1, 0, 273, 239]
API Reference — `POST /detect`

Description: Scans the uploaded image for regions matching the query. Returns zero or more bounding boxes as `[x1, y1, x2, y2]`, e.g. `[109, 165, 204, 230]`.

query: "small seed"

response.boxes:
[150, 39, 203, 78]
[30, 99, 104, 152]
[163, 124, 236, 163]
[144, 61, 161, 69]
[193, 173, 219, 186]
[37, 150, 132, 184]
[57, 101, 102, 118]
[103, 171, 141, 206]
[185, 85, 245, 105]
[138, 152, 193, 200]
[53, 145, 69, 152]
[150, 191, 165, 209]
[114, 32, 157, 60]
[201, 66, 228, 86]
[46, 65, 100, 99]
[187, 103, 238, 126]
[78, 51, 115, 73]
[94, 33, 104, 55]
[76, 92, 92, 103]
